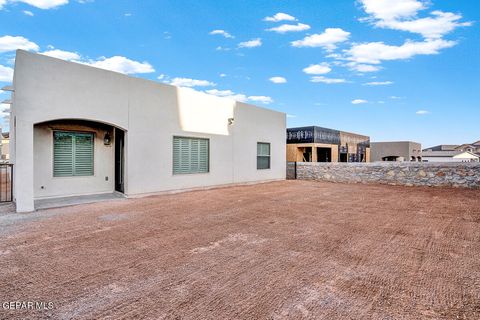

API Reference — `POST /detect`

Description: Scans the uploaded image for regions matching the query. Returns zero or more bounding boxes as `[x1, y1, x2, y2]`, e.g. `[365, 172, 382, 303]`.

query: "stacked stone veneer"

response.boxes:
[287, 162, 480, 188]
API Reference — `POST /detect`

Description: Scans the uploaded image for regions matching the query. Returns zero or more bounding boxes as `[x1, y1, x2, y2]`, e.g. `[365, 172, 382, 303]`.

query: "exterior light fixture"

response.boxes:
[104, 132, 112, 145]
[228, 118, 235, 125]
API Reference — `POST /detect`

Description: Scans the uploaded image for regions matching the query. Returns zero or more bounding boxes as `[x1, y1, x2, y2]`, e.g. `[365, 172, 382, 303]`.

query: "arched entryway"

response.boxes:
[33, 119, 126, 201]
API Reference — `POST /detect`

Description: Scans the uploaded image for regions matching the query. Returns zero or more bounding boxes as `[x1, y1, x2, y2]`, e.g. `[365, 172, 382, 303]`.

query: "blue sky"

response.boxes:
[0, 0, 478, 147]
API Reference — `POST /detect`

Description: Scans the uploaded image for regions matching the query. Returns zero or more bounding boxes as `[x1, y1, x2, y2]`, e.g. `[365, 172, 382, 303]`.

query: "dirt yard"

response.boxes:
[0, 181, 479, 319]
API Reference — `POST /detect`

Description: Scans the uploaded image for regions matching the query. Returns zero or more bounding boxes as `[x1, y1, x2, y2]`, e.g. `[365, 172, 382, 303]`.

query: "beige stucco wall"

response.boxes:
[33, 122, 115, 199]
[371, 141, 422, 162]
[232, 102, 286, 183]
[11, 50, 286, 212]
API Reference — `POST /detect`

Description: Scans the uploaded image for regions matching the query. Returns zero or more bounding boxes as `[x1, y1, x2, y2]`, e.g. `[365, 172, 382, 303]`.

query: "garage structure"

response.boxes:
[9, 50, 286, 212]
[286, 126, 370, 163]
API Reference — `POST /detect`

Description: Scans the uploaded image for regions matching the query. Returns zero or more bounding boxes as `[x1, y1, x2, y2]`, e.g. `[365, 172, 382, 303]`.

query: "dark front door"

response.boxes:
[115, 128, 125, 193]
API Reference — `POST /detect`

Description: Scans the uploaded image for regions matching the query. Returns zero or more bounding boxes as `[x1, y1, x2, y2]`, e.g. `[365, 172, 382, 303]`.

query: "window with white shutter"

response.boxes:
[173, 136, 209, 174]
[53, 131, 94, 177]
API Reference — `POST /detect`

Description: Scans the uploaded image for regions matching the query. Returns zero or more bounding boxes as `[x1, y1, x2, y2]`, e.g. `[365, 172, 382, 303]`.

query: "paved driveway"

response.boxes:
[0, 181, 479, 319]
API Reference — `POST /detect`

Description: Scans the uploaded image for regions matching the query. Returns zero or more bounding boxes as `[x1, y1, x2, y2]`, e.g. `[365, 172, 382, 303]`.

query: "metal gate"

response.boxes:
[287, 161, 297, 180]
[0, 164, 13, 202]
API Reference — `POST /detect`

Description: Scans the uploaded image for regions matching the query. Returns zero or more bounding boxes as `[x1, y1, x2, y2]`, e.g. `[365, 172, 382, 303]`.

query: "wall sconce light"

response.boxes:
[104, 132, 112, 145]
[228, 118, 235, 126]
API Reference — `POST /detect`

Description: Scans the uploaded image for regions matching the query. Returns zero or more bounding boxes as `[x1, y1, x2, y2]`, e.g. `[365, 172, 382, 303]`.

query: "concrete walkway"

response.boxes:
[35, 192, 126, 210]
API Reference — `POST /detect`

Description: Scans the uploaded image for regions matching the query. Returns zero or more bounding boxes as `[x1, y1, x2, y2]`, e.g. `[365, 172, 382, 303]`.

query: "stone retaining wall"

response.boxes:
[287, 162, 480, 188]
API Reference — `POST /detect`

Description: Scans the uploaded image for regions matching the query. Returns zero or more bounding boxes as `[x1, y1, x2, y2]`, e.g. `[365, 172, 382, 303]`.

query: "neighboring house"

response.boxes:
[9, 50, 286, 212]
[1, 132, 9, 161]
[424, 145, 459, 152]
[422, 141, 480, 162]
[454, 141, 480, 155]
[370, 141, 422, 162]
[286, 126, 370, 162]
[421, 150, 479, 163]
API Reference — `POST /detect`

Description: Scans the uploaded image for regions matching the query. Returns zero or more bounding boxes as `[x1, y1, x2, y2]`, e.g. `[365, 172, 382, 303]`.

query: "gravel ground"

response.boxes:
[0, 180, 479, 319]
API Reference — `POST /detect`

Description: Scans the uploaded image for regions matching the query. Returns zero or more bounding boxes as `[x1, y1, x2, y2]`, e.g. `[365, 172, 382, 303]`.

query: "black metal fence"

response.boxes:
[0, 164, 13, 202]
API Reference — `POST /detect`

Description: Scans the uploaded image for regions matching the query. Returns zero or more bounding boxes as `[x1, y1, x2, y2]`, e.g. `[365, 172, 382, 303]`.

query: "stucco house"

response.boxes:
[370, 141, 422, 162]
[9, 50, 286, 212]
[0, 131, 9, 161]
[421, 150, 479, 163]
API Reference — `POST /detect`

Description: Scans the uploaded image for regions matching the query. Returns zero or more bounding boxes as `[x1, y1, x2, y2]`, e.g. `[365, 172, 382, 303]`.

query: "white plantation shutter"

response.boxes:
[173, 136, 209, 174]
[53, 132, 74, 177]
[198, 139, 209, 172]
[73, 133, 94, 176]
[54, 131, 94, 177]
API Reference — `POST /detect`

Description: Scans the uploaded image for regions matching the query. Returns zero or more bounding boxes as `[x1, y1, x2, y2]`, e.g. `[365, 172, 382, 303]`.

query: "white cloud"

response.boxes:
[124, 13, 132, 17]
[310, 76, 346, 84]
[267, 23, 310, 34]
[286, 114, 296, 118]
[303, 63, 331, 75]
[0, 41, 153, 79]
[359, 0, 425, 22]
[87, 56, 155, 74]
[269, 76, 287, 84]
[209, 29, 234, 39]
[352, 99, 368, 104]
[416, 110, 430, 115]
[346, 39, 456, 65]
[390, 95, 404, 99]
[6, 0, 69, 9]
[23, 10, 34, 15]
[205, 89, 237, 97]
[41, 49, 80, 61]
[219, 73, 226, 78]
[0, 65, 13, 82]
[348, 63, 381, 72]
[238, 38, 262, 48]
[264, 12, 296, 22]
[378, 11, 472, 39]
[363, 81, 393, 86]
[291, 28, 350, 50]
[170, 77, 215, 88]
[205, 89, 273, 104]
[0, 103, 10, 112]
[0, 35, 39, 53]
[358, 0, 471, 39]
[247, 95, 273, 104]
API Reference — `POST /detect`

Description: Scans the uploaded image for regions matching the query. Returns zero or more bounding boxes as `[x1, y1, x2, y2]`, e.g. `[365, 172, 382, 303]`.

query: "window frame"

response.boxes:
[257, 142, 271, 170]
[172, 136, 210, 175]
[53, 130, 95, 178]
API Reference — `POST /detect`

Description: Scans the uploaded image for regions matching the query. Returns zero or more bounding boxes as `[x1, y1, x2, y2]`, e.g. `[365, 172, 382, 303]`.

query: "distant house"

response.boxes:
[286, 126, 370, 163]
[422, 141, 480, 162]
[370, 141, 422, 162]
[454, 141, 480, 155]
[1, 132, 9, 161]
[424, 145, 459, 152]
[421, 150, 479, 163]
